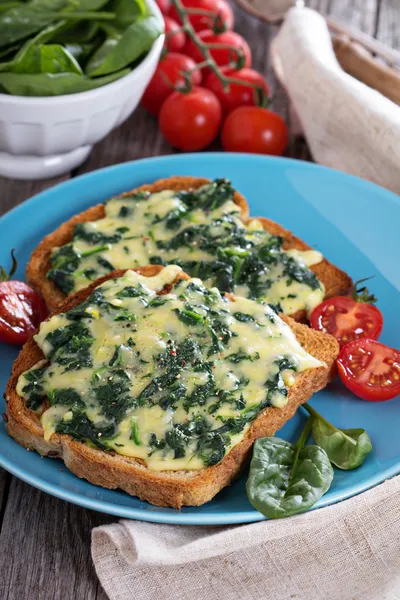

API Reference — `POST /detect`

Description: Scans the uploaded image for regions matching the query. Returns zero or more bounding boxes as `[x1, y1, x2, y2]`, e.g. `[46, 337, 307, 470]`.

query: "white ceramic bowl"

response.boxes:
[0, 0, 164, 180]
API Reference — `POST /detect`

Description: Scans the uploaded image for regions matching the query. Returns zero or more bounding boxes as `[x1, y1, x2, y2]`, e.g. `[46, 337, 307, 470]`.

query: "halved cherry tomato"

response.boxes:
[169, 0, 234, 32]
[163, 16, 186, 52]
[337, 339, 400, 401]
[159, 86, 222, 151]
[310, 296, 383, 348]
[141, 53, 201, 116]
[205, 67, 269, 115]
[0, 251, 48, 346]
[184, 30, 251, 73]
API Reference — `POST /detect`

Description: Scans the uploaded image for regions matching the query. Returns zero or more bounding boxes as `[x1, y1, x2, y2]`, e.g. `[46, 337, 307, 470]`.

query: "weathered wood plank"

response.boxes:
[376, 0, 400, 49]
[0, 468, 11, 529]
[328, 0, 378, 35]
[0, 476, 113, 600]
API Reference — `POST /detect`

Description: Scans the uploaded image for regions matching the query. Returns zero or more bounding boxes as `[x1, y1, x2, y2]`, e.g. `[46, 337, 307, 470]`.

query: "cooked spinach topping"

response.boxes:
[46, 321, 94, 371]
[46, 179, 324, 315]
[18, 268, 321, 469]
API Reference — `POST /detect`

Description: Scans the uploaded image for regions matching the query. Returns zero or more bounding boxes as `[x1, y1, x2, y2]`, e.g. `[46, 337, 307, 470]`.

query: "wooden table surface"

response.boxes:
[0, 1, 398, 598]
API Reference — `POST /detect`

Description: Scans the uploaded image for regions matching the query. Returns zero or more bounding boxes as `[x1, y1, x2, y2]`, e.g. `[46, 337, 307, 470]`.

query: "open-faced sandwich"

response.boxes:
[26, 177, 352, 320]
[6, 265, 339, 508]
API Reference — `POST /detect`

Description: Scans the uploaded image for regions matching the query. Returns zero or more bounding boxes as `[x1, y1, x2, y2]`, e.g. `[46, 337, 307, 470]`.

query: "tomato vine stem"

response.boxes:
[169, 0, 268, 103]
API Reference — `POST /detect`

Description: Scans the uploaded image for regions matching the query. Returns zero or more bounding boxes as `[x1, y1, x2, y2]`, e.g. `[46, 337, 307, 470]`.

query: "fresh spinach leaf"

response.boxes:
[85, 15, 162, 76]
[304, 403, 373, 470]
[105, 0, 146, 28]
[0, 67, 129, 95]
[246, 419, 334, 519]
[11, 43, 82, 74]
[0, 1, 68, 48]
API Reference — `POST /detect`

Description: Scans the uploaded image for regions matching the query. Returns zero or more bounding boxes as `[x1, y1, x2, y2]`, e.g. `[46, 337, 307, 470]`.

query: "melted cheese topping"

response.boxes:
[19, 266, 324, 471]
[47, 181, 324, 315]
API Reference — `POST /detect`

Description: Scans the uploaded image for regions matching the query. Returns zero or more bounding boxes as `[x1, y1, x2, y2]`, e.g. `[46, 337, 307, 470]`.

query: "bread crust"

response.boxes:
[26, 176, 352, 315]
[6, 266, 339, 509]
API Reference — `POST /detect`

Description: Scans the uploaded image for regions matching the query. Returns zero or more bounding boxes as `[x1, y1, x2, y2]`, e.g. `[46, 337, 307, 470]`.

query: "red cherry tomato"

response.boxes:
[221, 106, 288, 155]
[159, 87, 222, 151]
[185, 30, 251, 74]
[337, 339, 400, 401]
[169, 0, 234, 32]
[141, 53, 201, 116]
[205, 67, 269, 115]
[0, 280, 47, 345]
[163, 16, 186, 52]
[310, 296, 383, 348]
[156, 0, 170, 15]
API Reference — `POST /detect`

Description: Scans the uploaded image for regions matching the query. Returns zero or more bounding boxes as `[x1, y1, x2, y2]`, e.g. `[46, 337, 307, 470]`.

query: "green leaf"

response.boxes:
[52, 21, 100, 43]
[85, 14, 162, 76]
[76, 0, 111, 9]
[64, 40, 100, 64]
[246, 423, 334, 519]
[11, 43, 82, 74]
[0, 1, 68, 48]
[305, 403, 373, 470]
[0, 68, 129, 95]
[106, 0, 147, 28]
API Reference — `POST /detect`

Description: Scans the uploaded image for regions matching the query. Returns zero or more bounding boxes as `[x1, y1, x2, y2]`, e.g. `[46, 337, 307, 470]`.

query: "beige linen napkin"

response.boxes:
[92, 9, 400, 600]
[271, 6, 400, 194]
[92, 476, 400, 600]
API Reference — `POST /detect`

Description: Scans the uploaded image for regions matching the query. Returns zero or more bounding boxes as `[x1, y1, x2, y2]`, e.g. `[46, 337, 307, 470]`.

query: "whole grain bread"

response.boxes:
[26, 176, 352, 317]
[6, 265, 339, 509]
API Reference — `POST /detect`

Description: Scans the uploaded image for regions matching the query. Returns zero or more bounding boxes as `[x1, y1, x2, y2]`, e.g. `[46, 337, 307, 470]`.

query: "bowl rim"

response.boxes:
[0, 0, 164, 105]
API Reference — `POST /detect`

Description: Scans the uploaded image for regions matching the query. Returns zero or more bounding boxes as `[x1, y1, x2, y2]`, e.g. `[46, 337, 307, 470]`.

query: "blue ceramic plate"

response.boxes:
[0, 154, 399, 524]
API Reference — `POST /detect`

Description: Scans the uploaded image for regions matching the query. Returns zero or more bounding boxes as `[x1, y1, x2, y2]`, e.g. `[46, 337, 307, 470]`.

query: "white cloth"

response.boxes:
[91, 9, 400, 600]
[92, 476, 400, 600]
[271, 7, 400, 194]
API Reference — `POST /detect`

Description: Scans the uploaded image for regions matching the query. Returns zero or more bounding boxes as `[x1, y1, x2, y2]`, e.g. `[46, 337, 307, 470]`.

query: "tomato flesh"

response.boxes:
[0, 281, 48, 345]
[310, 296, 383, 348]
[337, 339, 400, 401]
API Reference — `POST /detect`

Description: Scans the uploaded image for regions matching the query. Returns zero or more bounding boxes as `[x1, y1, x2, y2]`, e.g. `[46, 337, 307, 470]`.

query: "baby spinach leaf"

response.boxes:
[106, 0, 147, 28]
[0, 67, 129, 95]
[76, 0, 111, 9]
[53, 20, 99, 43]
[64, 40, 100, 65]
[11, 43, 82, 74]
[246, 419, 334, 519]
[304, 403, 373, 470]
[0, 0, 68, 47]
[85, 15, 162, 76]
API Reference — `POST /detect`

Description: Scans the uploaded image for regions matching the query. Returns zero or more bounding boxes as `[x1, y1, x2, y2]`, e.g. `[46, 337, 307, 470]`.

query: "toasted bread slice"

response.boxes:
[26, 176, 352, 316]
[6, 265, 339, 509]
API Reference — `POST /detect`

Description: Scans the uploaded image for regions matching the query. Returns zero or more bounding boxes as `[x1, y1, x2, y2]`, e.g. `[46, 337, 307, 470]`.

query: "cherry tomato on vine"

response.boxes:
[310, 296, 383, 348]
[205, 67, 269, 115]
[169, 0, 234, 32]
[156, 0, 171, 15]
[141, 53, 201, 116]
[0, 251, 47, 346]
[163, 16, 186, 52]
[185, 30, 251, 73]
[159, 87, 222, 151]
[221, 106, 288, 155]
[337, 339, 400, 402]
